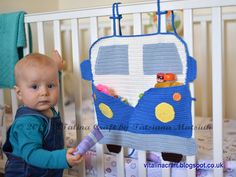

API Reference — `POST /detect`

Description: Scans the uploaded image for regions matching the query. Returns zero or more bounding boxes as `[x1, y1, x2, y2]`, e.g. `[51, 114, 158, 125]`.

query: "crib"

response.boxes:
[0, 0, 236, 177]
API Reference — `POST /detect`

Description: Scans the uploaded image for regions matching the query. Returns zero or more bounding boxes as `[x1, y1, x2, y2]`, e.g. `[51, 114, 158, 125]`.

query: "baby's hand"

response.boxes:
[51, 50, 65, 71]
[66, 148, 83, 167]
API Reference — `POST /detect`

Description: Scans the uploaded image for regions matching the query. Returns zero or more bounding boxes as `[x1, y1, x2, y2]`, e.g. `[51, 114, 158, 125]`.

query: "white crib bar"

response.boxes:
[90, 16, 106, 177]
[71, 18, 85, 177]
[23, 23, 30, 56]
[37, 22, 45, 54]
[53, 21, 70, 175]
[161, 11, 172, 177]
[184, 9, 194, 59]
[212, 7, 223, 177]
[71, 18, 82, 122]
[184, 8, 196, 177]
[161, 160, 171, 177]
[110, 13, 127, 177]
[90, 17, 98, 44]
[161, 13, 171, 177]
[53, 20, 66, 123]
[133, 13, 142, 35]
[132, 12, 148, 177]
[117, 148, 125, 177]
[160, 13, 166, 33]
[53, 20, 62, 53]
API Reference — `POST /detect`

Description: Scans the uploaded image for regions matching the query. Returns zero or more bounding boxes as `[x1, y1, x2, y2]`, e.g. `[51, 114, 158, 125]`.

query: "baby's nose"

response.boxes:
[40, 86, 49, 96]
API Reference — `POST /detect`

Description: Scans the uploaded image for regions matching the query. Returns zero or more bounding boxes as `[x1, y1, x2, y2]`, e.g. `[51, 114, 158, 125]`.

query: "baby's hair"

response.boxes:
[15, 53, 58, 85]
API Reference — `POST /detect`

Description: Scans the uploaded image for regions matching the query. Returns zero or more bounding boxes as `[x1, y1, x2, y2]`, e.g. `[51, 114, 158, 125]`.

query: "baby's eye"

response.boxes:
[31, 84, 39, 90]
[48, 83, 55, 89]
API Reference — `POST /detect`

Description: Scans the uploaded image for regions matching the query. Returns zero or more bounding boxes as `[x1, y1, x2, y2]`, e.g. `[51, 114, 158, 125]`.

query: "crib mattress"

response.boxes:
[195, 117, 236, 161]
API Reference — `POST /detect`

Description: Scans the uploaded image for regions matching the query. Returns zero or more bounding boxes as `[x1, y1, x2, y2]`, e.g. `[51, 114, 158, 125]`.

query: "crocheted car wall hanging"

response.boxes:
[80, 1, 197, 159]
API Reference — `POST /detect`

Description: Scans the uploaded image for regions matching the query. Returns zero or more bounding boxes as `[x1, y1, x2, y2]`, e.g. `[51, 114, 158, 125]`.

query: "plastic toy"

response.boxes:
[96, 84, 111, 95]
[155, 73, 183, 88]
[156, 73, 165, 83]
[73, 126, 103, 155]
[96, 84, 129, 105]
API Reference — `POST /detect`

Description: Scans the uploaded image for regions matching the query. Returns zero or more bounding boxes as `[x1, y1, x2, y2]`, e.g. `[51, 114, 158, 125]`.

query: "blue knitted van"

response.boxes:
[81, 1, 197, 157]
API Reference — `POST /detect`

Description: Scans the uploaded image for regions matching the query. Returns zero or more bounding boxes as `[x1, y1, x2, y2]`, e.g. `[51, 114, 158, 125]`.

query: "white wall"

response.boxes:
[0, 0, 58, 13]
[0, 0, 146, 13]
[58, 0, 146, 10]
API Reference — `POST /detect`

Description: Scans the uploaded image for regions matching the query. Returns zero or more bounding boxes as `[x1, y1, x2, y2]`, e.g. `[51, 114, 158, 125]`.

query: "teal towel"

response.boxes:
[0, 11, 26, 88]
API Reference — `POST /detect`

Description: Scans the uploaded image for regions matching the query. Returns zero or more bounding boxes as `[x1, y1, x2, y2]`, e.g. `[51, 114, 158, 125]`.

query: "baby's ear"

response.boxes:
[51, 50, 65, 71]
[14, 86, 22, 100]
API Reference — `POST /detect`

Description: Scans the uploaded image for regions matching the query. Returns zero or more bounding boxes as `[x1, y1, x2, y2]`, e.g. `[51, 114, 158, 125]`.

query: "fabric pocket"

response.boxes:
[128, 85, 193, 138]
[94, 89, 134, 131]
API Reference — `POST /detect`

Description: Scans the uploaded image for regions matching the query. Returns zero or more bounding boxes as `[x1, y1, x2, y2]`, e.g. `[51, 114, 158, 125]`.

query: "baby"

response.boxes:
[3, 51, 82, 177]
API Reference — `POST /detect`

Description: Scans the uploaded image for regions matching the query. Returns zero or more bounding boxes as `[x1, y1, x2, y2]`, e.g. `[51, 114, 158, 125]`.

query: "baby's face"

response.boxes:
[16, 65, 59, 112]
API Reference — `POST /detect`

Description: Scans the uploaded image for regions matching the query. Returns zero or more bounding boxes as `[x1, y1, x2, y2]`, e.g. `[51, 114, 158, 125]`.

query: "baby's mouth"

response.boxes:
[38, 100, 50, 104]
